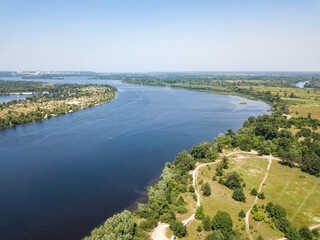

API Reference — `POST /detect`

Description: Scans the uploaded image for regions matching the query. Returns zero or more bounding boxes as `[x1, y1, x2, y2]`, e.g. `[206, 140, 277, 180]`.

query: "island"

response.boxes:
[0, 80, 116, 130]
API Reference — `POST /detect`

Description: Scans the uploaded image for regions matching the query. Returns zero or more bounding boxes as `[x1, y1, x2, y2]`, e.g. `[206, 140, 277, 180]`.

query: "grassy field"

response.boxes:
[180, 152, 320, 240]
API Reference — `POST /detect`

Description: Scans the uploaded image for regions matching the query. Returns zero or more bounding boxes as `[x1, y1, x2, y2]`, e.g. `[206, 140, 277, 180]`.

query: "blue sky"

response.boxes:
[1, 0, 320, 72]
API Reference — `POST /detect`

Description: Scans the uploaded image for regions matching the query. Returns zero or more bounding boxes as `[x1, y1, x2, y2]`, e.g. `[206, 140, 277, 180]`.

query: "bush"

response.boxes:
[298, 226, 313, 240]
[202, 215, 212, 231]
[258, 192, 265, 199]
[253, 212, 265, 221]
[238, 209, 246, 218]
[202, 182, 211, 196]
[169, 221, 187, 238]
[232, 188, 246, 202]
[212, 175, 217, 181]
[195, 205, 205, 220]
[270, 204, 287, 219]
[224, 171, 243, 189]
[176, 206, 188, 214]
[250, 188, 258, 196]
[188, 185, 195, 193]
[205, 230, 224, 240]
[197, 225, 202, 232]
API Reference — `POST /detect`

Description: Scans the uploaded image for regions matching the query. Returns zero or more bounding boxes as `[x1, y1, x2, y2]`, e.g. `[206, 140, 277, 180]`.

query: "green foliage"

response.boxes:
[212, 211, 233, 232]
[250, 188, 258, 196]
[197, 225, 202, 232]
[238, 209, 246, 218]
[232, 188, 246, 202]
[270, 204, 287, 219]
[298, 226, 313, 240]
[258, 192, 265, 199]
[202, 182, 211, 196]
[83, 210, 135, 240]
[257, 235, 264, 240]
[188, 185, 195, 193]
[253, 212, 265, 221]
[205, 230, 224, 240]
[195, 205, 205, 220]
[173, 150, 195, 175]
[222, 156, 229, 169]
[202, 215, 212, 231]
[169, 221, 187, 238]
[223, 171, 243, 189]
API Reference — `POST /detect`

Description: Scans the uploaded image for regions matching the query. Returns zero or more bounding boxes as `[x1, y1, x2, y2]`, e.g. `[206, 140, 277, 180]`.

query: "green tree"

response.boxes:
[205, 230, 224, 240]
[224, 171, 243, 189]
[169, 221, 187, 238]
[222, 156, 229, 169]
[173, 150, 195, 175]
[298, 226, 313, 240]
[195, 205, 205, 220]
[232, 188, 246, 202]
[250, 188, 258, 196]
[203, 215, 212, 231]
[238, 209, 246, 218]
[188, 185, 195, 193]
[212, 211, 233, 232]
[83, 210, 135, 240]
[270, 204, 287, 219]
[258, 192, 265, 199]
[202, 182, 211, 196]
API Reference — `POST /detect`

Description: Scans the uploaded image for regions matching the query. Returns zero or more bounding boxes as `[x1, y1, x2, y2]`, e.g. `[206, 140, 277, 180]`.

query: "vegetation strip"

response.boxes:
[0, 80, 116, 129]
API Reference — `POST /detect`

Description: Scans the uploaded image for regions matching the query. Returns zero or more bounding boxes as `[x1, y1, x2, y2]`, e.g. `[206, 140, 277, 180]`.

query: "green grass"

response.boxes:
[181, 154, 320, 240]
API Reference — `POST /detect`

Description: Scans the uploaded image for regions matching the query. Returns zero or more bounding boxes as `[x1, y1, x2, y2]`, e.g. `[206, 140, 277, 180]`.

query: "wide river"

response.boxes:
[0, 78, 269, 240]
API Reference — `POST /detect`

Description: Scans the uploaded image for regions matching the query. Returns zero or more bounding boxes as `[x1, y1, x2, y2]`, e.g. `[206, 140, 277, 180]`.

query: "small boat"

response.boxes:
[109, 138, 112, 141]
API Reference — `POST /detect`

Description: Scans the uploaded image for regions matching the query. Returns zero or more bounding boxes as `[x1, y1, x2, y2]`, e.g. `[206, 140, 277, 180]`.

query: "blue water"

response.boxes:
[0, 94, 33, 104]
[0, 78, 269, 240]
[295, 81, 309, 88]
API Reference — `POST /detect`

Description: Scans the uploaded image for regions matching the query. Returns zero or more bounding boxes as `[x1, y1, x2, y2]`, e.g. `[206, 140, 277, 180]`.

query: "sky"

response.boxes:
[0, 0, 320, 72]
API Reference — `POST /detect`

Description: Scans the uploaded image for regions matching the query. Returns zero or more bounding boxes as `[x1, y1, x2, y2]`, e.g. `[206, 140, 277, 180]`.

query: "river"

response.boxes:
[0, 78, 269, 240]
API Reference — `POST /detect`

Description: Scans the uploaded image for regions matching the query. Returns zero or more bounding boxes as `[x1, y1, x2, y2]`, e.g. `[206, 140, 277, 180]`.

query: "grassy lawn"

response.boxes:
[181, 153, 320, 240]
[258, 161, 320, 228]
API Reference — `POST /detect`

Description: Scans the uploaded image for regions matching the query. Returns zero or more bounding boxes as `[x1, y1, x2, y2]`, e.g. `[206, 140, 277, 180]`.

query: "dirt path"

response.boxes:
[245, 157, 273, 240]
[151, 151, 258, 240]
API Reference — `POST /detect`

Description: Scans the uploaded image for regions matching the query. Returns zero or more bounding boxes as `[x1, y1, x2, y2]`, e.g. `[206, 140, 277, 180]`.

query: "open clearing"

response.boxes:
[178, 151, 320, 240]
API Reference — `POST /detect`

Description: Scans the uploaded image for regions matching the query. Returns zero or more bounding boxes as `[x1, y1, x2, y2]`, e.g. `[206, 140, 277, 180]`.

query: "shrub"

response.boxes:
[298, 226, 313, 240]
[250, 188, 258, 196]
[188, 185, 195, 193]
[202, 215, 212, 231]
[202, 182, 211, 196]
[258, 192, 265, 199]
[238, 209, 246, 218]
[224, 171, 243, 189]
[195, 205, 205, 220]
[232, 188, 246, 202]
[169, 221, 187, 238]
[253, 212, 265, 221]
[205, 230, 224, 240]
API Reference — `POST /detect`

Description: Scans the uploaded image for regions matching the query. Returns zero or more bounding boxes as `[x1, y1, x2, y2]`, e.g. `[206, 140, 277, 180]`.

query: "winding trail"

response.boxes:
[152, 152, 317, 240]
[245, 155, 276, 240]
[151, 151, 258, 240]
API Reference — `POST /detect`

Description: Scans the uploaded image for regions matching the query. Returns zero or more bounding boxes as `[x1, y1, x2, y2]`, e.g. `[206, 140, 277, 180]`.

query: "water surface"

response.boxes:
[0, 79, 269, 240]
[0, 94, 33, 104]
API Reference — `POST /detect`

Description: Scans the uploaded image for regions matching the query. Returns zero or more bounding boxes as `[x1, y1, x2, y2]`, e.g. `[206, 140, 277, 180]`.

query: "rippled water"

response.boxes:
[0, 78, 269, 240]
